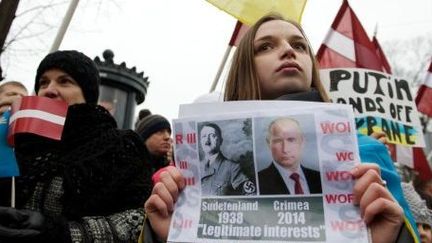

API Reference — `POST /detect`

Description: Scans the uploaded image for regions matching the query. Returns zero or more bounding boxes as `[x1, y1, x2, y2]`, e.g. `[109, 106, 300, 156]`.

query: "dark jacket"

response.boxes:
[258, 163, 321, 195]
[142, 146, 171, 175]
[9, 104, 152, 242]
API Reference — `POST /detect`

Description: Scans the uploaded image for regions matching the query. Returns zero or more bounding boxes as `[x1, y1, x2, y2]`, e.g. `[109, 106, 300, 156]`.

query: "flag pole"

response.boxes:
[373, 23, 378, 37]
[49, 0, 80, 53]
[209, 45, 232, 92]
[209, 21, 244, 92]
[11, 176, 15, 208]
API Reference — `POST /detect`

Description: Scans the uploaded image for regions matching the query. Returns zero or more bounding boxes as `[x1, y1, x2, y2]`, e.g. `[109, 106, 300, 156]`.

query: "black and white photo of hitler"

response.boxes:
[198, 118, 256, 196]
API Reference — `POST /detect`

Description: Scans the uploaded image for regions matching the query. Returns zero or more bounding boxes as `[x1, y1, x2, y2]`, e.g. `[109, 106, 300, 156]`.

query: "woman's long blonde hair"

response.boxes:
[223, 13, 329, 102]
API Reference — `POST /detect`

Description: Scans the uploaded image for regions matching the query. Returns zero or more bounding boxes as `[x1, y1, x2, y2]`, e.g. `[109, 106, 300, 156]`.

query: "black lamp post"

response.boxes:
[94, 50, 149, 129]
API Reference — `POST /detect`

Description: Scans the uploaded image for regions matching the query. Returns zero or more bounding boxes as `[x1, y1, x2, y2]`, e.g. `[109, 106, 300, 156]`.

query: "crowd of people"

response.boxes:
[0, 12, 430, 243]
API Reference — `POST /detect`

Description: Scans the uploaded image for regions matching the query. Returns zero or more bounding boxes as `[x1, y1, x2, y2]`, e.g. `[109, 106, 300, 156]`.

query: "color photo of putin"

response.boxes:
[258, 117, 322, 195]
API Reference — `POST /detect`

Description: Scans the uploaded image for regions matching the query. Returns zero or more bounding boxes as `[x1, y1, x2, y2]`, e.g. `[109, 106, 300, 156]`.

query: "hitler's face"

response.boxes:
[254, 20, 313, 99]
[37, 69, 86, 105]
[268, 119, 304, 171]
[200, 125, 221, 156]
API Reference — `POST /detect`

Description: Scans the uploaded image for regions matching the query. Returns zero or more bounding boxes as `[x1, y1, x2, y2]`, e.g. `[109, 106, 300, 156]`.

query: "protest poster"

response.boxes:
[168, 101, 369, 243]
[320, 68, 425, 147]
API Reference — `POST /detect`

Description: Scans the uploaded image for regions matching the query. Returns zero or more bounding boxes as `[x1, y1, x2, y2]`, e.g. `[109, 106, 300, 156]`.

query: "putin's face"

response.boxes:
[268, 119, 304, 171]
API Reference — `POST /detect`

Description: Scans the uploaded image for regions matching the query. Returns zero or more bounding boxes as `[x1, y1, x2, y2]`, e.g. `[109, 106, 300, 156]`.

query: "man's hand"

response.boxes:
[0, 95, 20, 116]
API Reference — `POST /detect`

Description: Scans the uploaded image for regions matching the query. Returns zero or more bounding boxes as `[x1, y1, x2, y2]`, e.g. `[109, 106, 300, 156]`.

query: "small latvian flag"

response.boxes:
[7, 96, 68, 146]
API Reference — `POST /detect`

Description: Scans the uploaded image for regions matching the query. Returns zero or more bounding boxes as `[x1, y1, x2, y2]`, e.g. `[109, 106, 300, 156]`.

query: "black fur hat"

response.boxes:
[34, 50, 100, 104]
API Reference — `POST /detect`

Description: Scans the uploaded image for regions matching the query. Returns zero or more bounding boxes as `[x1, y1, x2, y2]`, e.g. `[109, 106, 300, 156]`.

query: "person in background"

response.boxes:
[142, 13, 415, 243]
[98, 100, 116, 116]
[414, 175, 432, 209]
[0, 81, 28, 116]
[135, 109, 173, 173]
[402, 182, 432, 243]
[0, 50, 152, 242]
[0, 81, 28, 206]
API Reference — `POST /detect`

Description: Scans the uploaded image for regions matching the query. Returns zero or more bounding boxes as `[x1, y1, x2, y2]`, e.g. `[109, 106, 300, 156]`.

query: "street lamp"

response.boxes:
[94, 49, 149, 129]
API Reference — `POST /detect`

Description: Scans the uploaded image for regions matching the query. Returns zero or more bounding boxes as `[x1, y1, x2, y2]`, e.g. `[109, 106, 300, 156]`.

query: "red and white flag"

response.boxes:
[228, 21, 250, 47]
[8, 96, 68, 146]
[316, 0, 383, 71]
[409, 60, 432, 180]
[394, 145, 432, 180]
[372, 36, 392, 74]
[372, 37, 431, 179]
[316, 0, 432, 179]
[390, 58, 432, 179]
[416, 60, 432, 117]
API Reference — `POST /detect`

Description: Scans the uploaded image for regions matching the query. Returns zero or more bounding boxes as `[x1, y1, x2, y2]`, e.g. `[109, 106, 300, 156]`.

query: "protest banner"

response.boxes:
[320, 68, 425, 147]
[168, 101, 369, 243]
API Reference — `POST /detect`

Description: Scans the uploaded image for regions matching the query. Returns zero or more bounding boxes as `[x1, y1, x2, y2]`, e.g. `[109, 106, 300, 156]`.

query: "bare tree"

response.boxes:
[0, 0, 20, 55]
[0, 0, 20, 80]
[382, 34, 432, 88]
[383, 34, 432, 135]
[0, 0, 119, 82]
[0, 0, 68, 81]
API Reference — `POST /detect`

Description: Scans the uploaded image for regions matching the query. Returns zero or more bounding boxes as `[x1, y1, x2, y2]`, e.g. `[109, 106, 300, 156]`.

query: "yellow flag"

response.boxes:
[206, 0, 307, 25]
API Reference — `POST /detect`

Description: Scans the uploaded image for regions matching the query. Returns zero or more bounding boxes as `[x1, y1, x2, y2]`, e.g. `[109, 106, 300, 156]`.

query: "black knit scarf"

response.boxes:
[14, 104, 152, 218]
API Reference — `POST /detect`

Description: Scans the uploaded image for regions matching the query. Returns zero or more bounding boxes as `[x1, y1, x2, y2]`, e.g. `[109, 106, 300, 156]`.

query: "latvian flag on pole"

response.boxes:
[7, 96, 68, 146]
[416, 60, 432, 117]
[316, 0, 383, 71]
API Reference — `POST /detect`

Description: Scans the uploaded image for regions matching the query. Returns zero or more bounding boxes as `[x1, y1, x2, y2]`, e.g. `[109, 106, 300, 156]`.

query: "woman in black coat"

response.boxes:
[0, 50, 152, 242]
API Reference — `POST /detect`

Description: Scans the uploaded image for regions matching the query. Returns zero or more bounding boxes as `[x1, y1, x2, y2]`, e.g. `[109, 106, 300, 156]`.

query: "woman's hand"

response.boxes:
[144, 166, 185, 240]
[370, 131, 389, 145]
[351, 163, 404, 243]
[370, 131, 394, 156]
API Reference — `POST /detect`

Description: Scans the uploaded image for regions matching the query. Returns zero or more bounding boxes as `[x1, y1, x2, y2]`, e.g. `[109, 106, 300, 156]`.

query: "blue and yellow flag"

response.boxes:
[0, 110, 19, 177]
[206, 0, 307, 25]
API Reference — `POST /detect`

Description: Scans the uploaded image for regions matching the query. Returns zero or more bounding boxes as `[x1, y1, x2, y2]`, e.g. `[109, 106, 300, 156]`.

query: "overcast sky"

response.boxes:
[2, 0, 432, 122]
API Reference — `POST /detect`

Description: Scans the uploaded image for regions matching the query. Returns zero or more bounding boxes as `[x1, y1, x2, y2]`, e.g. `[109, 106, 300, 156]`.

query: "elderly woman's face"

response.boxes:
[37, 69, 86, 105]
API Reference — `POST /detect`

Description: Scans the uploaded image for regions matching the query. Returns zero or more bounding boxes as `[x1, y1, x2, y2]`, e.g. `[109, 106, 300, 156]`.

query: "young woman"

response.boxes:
[222, 13, 417, 242]
[0, 50, 152, 242]
[143, 14, 416, 243]
[223, 14, 328, 102]
[135, 109, 173, 174]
